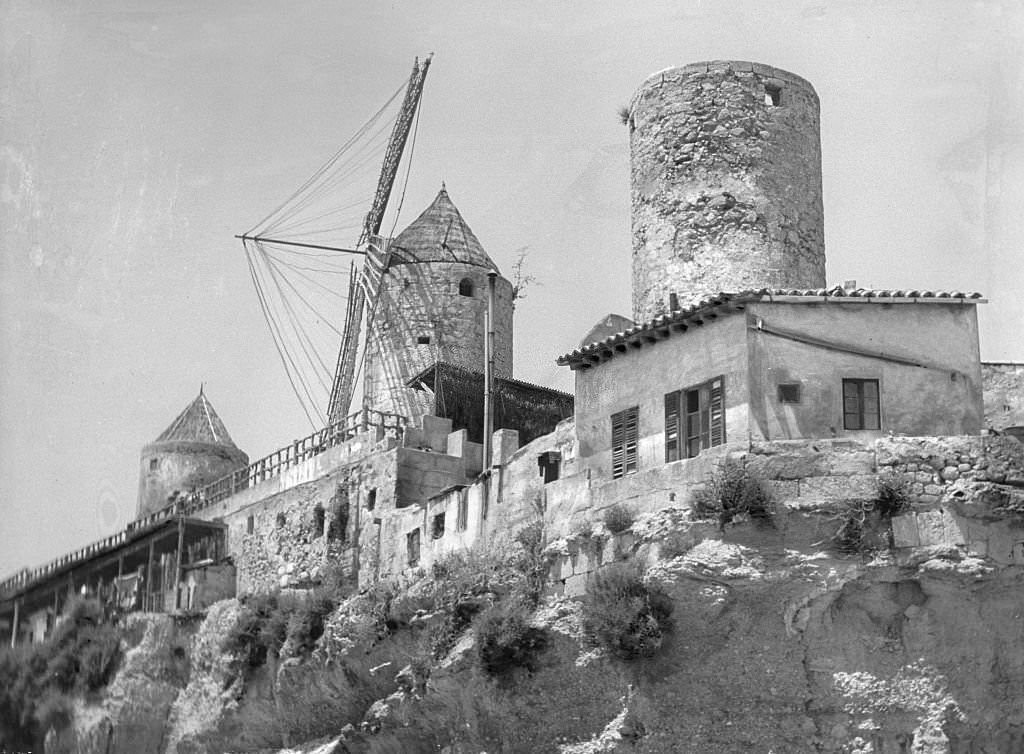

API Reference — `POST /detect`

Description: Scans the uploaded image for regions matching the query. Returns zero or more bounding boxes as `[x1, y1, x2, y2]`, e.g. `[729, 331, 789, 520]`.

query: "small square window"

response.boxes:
[764, 85, 782, 107]
[417, 335, 431, 345]
[149, 458, 159, 471]
[778, 383, 801, 404]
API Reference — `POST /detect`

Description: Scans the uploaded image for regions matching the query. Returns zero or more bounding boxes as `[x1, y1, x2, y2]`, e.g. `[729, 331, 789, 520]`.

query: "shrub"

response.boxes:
[0, 598, 123, 748]
[603, 504, 636, 535]
[474, 602, 547, 678]
[831, 476, 911, 555]
[875, 473, 910, 518]
[580, 563, 673, 659]
[692, 460, 771, 528]
[512, 522, 549, 607]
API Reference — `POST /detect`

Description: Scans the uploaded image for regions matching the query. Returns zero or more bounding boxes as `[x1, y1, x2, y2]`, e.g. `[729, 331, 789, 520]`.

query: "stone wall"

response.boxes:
[364, 261, 514, 421]
[629, 61, 825, 321]
[981, 361, 1024, 431]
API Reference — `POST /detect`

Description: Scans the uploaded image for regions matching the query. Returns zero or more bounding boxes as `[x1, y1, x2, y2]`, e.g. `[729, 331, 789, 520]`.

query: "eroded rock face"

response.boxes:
[43, 478, 1024, 754]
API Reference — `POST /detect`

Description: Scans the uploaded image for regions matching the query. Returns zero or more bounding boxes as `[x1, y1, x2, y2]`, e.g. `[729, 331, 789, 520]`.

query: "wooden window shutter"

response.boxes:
[665, 391, 681, 463]
[709, 377, 725, 447]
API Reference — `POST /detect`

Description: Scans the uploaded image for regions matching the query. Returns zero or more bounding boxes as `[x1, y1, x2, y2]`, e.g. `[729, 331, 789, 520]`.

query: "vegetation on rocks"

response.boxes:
[693, 459, 772, 527]
[0, 598, 122, 750]
[580, 563, 673, 659]
[603, 503, 637, 534]
[831, 473, 911, 555]
[222, 587, 336, 672]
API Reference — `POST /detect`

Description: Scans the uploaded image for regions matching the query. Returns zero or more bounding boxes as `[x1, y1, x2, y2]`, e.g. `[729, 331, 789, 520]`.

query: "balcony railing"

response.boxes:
[0, 408, 405, 599]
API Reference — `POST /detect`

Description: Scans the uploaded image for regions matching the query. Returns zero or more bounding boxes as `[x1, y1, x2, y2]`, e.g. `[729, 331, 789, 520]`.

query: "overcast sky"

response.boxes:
[1, 0, 1022, 578]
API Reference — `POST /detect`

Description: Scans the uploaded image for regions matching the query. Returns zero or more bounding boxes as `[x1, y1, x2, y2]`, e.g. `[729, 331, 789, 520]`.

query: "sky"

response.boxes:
[1, 0, 1022, 578]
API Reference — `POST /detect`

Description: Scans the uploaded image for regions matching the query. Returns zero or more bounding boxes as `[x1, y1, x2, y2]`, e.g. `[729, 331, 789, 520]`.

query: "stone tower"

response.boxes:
[363, 185, 513, 421]
[137, 390, 248, 518]
[628, 61, 826, 321]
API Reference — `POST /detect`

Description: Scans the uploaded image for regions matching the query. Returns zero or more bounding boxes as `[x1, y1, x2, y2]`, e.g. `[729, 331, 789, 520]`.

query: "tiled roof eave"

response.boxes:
[555, 287, 985, 369]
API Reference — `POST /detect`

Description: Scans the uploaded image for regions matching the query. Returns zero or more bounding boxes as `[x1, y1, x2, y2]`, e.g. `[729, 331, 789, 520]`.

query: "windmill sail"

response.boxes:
[238, 56, 431, 429]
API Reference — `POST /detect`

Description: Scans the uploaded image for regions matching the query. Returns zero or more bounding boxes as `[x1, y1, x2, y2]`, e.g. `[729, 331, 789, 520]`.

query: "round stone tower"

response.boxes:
[136, 389, 248, 518]
[363, 185, 514, 420]
[628, 60, 826, 321]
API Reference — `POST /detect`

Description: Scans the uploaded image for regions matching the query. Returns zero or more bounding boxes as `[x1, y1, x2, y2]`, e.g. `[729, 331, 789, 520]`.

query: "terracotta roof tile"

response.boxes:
[556, 286, 984, 367]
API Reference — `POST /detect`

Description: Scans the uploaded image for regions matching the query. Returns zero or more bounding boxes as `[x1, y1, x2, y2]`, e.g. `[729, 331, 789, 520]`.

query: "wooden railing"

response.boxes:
[0, 408, 406, 599]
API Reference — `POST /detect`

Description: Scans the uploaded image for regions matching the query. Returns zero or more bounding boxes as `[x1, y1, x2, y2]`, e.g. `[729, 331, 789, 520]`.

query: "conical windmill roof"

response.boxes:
[388, 186, 500, 271]
[153, 390, 241, 448]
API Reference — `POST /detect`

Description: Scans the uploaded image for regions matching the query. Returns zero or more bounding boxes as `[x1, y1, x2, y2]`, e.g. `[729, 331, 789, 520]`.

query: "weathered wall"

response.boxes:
[747, 301, 985, 439]
[629, 61, 825, 321]
[364, 261, 514, 421]
[137, 441, 248, 518]
[573, 313, 750, 480]
[981, 361, 1024, 431]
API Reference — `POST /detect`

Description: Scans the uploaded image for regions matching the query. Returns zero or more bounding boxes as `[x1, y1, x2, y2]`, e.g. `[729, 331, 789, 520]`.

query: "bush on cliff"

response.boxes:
[223, 588, 336, 671]
[474, 601, 548, 678]
[0, 597, 123, 749]
[580, 563, 673, 659]
[693, 460, 771, 528]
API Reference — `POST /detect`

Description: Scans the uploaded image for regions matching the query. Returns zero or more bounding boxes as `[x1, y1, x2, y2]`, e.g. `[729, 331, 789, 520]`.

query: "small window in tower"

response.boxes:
[778, 383, 802, 404]
[458, 278, 474, 297]
[149, 458, 158, 471]
[276, 512, 286, 529]
[764, 84, 782, 107]
[417, 335, 431, 345]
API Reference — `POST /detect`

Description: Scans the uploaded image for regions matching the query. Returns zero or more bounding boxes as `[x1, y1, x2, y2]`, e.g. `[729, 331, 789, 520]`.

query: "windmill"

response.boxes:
[237, 56, 432, 429]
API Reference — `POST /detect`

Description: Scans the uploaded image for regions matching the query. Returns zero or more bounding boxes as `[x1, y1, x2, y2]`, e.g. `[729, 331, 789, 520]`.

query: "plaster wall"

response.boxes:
[364, 262, 513, 421]
[981, 362, 1024, 431]
[573, 313, 750, 481]
[630, 61, 825, 320]
[137, 441, 248, 518]
[746, 302, 984, 440]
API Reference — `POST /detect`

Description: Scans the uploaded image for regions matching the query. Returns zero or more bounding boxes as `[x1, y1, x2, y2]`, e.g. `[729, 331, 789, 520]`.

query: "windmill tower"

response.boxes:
[137, 390, 248, 518]
[363, 185, 513, 420]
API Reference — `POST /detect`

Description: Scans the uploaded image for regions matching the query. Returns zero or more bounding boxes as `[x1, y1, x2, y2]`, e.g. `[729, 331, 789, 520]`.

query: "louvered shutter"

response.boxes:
[709, 377, 725, 447]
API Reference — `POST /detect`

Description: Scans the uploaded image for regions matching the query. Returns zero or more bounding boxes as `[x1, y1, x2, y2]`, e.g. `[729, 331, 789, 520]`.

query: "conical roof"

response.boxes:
[153, 389, 241, 448]
[388, 185, 499, 271]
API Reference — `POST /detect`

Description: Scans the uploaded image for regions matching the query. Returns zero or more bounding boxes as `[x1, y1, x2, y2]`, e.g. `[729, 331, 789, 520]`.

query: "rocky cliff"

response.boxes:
[34, 444, 1024, 753]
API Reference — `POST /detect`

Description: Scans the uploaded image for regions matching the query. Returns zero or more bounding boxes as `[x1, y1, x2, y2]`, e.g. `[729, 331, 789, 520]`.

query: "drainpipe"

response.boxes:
[483, 271, 497, 470]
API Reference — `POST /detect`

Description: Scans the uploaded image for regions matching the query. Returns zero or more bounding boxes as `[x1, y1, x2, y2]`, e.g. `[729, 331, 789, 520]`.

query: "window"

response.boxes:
[276, 512, 286, 529]
[842, 379, 880, 430]
[431, 512, 445, 539]
[778, 383, 801, 404]
[611, 406, 639, 479]
[366, 488, 377, 510]
[764, 84, 782, 106]
[407, 528, 421, 567]
[665, 376, 725, 462]
[417, 335, 431, 345]
[458, 278, 474, 297]
[313, 505, 325, 537]
[149, 458, 158, 471]
[538, 451, 561, 484]
[246, 515, 254, 534]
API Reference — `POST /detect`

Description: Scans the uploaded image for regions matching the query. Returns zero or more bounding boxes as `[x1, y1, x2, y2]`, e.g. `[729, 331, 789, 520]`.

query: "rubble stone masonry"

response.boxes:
[629, 61, 826, 320]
